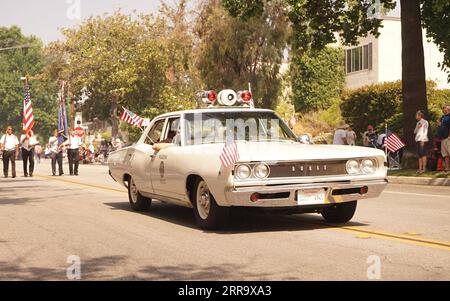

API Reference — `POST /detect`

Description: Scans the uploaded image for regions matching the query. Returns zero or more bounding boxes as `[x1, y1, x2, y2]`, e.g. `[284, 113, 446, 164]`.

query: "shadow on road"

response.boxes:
[104, 201, 368, 234]
[0, 255, 276, 280]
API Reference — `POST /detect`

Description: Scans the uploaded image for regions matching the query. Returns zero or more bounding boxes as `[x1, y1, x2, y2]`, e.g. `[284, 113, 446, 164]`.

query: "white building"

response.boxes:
[343, 16, 450, 90]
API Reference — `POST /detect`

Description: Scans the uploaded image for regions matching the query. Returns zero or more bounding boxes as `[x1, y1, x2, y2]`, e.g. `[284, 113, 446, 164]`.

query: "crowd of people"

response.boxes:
[332, 105, 450, 173]
[0, 124, 125, 178]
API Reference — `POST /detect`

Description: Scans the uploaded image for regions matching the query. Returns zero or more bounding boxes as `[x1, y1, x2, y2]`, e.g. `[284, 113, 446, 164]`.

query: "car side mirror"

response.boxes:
[298, 134, 312, 144]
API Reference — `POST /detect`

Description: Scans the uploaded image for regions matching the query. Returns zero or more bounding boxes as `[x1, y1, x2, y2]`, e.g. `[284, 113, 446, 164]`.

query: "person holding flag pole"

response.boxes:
[20, 76, 38, 177]
[49, 81, 69, 176]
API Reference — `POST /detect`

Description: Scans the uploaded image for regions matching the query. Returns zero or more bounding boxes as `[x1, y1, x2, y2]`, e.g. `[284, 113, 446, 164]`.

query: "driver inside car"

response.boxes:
[152, 129, 180, 152]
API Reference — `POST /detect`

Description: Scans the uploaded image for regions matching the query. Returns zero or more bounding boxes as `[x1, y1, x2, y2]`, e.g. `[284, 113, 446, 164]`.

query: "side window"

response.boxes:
[145, 119, 166, 145]
[163, 117, 181, 145]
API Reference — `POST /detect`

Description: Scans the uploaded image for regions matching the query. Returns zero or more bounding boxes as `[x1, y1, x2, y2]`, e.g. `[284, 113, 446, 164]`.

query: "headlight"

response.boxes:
[235, 164, 252, 179]
[346, 159, 360, 175]
[254, 163, 270, 178]
[361, 159, 377, 174]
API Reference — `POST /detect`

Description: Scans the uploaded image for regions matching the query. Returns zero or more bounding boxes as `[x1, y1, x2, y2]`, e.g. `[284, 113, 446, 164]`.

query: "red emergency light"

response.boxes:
[239, 90, 253, 103]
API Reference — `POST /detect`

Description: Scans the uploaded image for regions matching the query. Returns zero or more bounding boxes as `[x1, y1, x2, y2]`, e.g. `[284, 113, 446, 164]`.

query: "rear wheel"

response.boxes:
[192, 178, 229, 230]
[128, 177, 151, 211]
[321, 201, 357, 223]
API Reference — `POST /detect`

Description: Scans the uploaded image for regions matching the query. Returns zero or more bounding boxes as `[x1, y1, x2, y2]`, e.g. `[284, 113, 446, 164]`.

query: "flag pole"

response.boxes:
[385, 121, 388, 158]
[20, 76, 28, 133]
[68, 82, 74, 130]
[385, 121, 388, 170]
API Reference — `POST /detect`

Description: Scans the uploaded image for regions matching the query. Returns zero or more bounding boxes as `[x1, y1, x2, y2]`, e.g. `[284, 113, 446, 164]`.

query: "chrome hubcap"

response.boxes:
[130, 178, 138, 203]
[196, 181, 211, 220]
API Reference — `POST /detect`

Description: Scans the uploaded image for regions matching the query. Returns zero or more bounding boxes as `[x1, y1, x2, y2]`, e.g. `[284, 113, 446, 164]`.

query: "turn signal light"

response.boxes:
[359, 186, 369, 195]
[250, 192, 260, 202]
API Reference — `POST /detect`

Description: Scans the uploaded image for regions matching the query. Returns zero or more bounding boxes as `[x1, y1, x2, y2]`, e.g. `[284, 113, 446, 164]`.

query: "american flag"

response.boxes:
[385, 129, 406, 152]
[220, 139, 239, 168]
[120, 107, 145, 127]
[22, 84, 34, 135]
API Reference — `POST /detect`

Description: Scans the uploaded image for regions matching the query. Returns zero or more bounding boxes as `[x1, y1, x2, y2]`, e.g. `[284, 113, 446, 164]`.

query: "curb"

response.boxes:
[388, 176, 450, 186]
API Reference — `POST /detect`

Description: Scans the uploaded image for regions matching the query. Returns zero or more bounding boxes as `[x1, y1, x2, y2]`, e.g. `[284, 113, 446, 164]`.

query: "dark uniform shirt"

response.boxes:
[438, 114, 450, 139]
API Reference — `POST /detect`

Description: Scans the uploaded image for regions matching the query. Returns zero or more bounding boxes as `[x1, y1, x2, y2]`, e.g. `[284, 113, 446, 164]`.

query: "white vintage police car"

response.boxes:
[108, 90, 388, 229]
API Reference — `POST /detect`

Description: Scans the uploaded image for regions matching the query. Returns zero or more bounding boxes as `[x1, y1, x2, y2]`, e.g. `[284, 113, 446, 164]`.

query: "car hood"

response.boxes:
[228, 141, 385, 162]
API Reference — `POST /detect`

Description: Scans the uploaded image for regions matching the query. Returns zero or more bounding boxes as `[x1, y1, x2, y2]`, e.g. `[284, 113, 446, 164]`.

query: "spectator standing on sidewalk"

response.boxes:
[414, 110, 429, 173]
[20, 130, 38, 177]
[363, 125, 378, 148]
[0, 126, 19, 178]
[113, 138, 123, 150]
[346, 126, 357, 146]
[333, 123, 348, 145]
[437, 105, 450, 171]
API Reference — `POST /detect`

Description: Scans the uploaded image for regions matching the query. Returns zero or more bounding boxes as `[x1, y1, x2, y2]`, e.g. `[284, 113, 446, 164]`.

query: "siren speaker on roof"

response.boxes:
[217, 89, 237, 106]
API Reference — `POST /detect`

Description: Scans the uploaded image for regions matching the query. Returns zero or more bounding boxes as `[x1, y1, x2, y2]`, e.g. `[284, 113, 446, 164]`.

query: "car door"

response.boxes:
[133, 117, 167, 194]
[150, 116, 185, 200]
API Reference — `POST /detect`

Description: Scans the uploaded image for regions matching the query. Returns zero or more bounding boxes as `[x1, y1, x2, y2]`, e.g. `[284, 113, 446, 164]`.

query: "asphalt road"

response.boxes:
[0, 159, 449, 280]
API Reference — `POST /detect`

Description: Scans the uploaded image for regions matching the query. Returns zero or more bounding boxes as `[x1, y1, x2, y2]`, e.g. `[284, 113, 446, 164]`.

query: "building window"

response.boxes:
[345, 43, 372, 73]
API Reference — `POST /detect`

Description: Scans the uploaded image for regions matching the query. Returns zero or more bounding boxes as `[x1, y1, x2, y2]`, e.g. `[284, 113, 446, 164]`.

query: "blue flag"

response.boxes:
[57, 92, 69, 145]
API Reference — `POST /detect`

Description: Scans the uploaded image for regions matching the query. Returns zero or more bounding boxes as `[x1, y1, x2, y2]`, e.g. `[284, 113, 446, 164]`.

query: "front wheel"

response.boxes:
[321, 201, 357, 223]
[128, 177, 152, 211]
[192, 178, 229, 230]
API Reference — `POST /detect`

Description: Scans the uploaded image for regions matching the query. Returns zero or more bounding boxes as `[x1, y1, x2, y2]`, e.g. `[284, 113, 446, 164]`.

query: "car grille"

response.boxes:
[267, 160, 347, 178]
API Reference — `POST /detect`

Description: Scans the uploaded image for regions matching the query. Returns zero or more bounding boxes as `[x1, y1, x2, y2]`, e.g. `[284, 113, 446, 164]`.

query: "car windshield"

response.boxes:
[184, 111, 297, 145]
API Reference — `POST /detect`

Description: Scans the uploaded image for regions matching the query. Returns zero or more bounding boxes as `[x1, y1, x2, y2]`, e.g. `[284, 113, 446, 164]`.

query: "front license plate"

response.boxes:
[297, 189, 326, 205]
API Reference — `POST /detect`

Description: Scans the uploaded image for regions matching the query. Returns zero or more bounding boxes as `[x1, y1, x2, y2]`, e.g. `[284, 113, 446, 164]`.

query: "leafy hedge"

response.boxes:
[291, 47, 345, 112]
[340, 81, 450, 138]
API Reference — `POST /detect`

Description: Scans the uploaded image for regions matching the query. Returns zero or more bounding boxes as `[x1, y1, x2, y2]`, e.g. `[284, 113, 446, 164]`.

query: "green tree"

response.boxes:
[45, 12, 174, 139]
[194, 0, 289, 109]
[290, 47, 345, 112]
[421, 0, 450, 81]
[223, 0, 396, 52]
[45, 8, 199, 139]
[223, 0, 450, 156]
[0, 26, 58, 139]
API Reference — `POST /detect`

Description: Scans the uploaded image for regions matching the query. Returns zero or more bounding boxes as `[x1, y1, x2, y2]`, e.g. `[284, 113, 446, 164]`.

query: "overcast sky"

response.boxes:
[0, 0, 163, 43]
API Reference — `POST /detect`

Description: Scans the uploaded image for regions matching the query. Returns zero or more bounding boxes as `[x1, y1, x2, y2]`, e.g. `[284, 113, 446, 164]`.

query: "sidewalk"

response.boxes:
[388, 176, 450, 186]
[387, 168, 450, 186]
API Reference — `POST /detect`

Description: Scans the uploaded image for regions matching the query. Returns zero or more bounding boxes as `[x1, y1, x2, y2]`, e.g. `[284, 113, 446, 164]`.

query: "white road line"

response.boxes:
[383, 190, 450, 198]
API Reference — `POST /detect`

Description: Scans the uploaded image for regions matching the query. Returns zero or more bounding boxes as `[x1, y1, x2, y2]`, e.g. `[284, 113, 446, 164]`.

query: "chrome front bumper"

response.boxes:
[225, 179, 388, 207]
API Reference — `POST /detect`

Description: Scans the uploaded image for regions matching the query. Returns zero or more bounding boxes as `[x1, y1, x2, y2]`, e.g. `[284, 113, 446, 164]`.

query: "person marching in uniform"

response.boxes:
[0, 126, 20, 178]
[48, 129, 65, 176]
[20, 130, 38, 177]
[65, 128, 82, 176]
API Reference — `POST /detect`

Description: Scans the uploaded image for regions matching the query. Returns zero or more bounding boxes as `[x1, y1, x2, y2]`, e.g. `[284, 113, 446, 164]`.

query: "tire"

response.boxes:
[192, 178, 230, 230]
[321, 201, 357, 223]
[127, 177, 152, 211]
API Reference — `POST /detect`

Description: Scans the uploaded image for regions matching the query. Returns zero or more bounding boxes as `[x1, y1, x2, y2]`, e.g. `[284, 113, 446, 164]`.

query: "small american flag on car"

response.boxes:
[120, 107, 145, 127]
[384, 129, 406, 152]
[220, 137, 239, 168]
